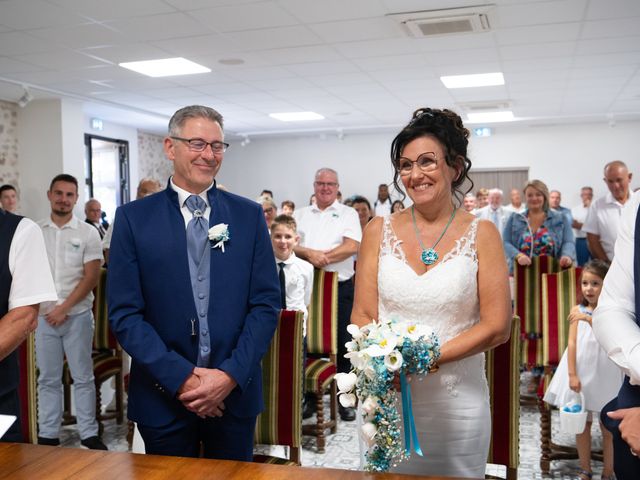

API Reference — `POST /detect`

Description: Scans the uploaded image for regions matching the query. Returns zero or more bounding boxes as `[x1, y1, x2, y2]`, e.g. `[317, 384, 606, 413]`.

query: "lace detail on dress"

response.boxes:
[380, 215, 406, 263]
[377, 215, 482, 398]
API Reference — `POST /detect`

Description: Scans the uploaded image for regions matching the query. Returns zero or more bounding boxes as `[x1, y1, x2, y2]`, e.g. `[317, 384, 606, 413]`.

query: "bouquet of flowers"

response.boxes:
[335, 318, 440, 472]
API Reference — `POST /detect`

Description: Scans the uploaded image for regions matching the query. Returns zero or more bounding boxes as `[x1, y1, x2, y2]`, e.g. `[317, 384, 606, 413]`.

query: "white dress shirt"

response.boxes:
[593, 191, 640, 384]
[475, 205, 512, 237]
[374, 198, 392, 217]
[583, 191, 629, 261]
[571, 204, 589, 239]
[170, 177, 214, 228]
[294, 200, 362, 281]
[276, 253, 314, 336]
[8, 218, 57, 310]
[37, 215, 103, 315]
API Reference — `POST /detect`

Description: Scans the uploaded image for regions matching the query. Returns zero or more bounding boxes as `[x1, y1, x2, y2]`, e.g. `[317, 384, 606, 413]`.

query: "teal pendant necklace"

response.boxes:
[411, 205, 457, 265]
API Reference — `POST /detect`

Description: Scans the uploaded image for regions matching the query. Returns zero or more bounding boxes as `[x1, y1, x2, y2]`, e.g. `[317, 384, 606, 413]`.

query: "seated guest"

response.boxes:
[0, 184, 18, 213]
[475, 188, 511, 236]
[571, 186, 593, 266]
[503, 179, 575, 273]
[352, 195, 373, 232]
[84, 199, 106, 239]
[391, 200, 405, 213]
[281, 200, 295, 216]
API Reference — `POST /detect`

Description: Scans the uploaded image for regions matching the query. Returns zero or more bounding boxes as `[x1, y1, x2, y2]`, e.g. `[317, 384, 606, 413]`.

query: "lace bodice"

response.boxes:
[378, 215, 480, 345]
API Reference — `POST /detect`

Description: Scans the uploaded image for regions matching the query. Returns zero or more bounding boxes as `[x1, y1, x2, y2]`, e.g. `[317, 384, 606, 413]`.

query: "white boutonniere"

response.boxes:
[208, 223, 230, 252]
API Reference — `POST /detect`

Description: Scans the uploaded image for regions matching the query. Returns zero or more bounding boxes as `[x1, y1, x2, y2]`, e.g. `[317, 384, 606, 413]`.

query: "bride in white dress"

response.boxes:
[351, 108, 512, 477]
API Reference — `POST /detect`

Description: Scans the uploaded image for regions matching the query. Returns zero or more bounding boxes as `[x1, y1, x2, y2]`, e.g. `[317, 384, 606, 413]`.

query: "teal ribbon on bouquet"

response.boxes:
[400, 372, 423, 457]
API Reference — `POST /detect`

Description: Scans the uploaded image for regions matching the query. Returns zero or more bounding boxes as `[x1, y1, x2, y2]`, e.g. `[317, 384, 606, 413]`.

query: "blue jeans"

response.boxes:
[35, 309, 98, 440]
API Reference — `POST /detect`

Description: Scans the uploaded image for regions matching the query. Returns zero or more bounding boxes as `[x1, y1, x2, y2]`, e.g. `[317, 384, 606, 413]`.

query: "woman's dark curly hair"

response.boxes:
[390, 107, 473, 206]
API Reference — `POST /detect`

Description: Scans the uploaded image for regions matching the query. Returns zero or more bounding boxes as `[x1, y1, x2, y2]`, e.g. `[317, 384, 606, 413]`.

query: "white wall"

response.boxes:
[221, 121, 639, 209]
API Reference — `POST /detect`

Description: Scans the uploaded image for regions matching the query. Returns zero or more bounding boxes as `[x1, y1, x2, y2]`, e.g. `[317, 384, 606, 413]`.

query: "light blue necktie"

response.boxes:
[185, 195, 208, 267]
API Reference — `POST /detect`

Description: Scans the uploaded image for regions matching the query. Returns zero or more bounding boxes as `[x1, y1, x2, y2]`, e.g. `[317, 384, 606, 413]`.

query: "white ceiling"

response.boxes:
[1, 0, 639, 138]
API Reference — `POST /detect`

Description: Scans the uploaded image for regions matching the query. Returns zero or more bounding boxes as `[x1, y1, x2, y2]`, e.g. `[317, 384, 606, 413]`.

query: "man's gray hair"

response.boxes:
[489, 188, 503, 196]
[315, 167, 339, 181]
[168, 105, 224, 136]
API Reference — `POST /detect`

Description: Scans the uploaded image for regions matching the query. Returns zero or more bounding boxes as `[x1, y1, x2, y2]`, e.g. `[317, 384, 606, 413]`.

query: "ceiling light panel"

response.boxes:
[440, 72, 505, 88]
[119, 58, 211, 77]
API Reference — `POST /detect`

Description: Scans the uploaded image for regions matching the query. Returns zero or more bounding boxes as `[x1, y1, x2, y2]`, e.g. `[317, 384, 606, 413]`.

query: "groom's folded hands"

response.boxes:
[178, 367, 237, 418]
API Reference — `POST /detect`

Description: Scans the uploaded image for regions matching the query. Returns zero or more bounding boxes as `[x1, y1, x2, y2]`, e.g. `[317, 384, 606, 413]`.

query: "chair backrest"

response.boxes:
[541, 267, 582, 368]
[17, 334, 37, 443]
[92, 268, 117, 351]
[486, 316, 521, 473]
[306, 269, 338, 356]
[255, 310, 304, 451]
[513, 255, 561, 368]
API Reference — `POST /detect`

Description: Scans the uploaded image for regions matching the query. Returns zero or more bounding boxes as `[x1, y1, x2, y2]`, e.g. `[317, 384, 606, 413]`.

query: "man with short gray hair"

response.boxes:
[294, 168, 361, 421]
[475, 188, 512, 237]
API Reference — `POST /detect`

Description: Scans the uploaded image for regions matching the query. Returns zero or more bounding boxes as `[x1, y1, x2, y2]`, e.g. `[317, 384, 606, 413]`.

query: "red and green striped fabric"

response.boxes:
[514, 255, 561, 368]
[304, 358, 337, 394]
[254, 310, 304, 465]
[485, 316, 521, 478]
[306, 269, 337, 356]
[542, 267, 582, 368]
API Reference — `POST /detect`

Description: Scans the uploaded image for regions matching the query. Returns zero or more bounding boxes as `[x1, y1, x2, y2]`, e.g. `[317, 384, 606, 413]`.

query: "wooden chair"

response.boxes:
[513, 255, 561, 369]
[302, 269, 338, 452]
[254, 310, 304, 465]
[485, 316, 521, 480]
[17, 334, 38, 443]
[538, 268, 602, 474]
[62, 268, 124, 431]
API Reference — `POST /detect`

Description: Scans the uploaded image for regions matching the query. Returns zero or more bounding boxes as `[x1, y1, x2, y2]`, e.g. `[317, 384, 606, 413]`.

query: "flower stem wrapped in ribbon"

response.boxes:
[208, 223, 230, 252]
[336, 318, 440, 472]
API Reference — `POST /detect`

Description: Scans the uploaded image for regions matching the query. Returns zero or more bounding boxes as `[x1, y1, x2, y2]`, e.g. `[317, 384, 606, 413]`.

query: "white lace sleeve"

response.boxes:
[379, 215, 406, 262]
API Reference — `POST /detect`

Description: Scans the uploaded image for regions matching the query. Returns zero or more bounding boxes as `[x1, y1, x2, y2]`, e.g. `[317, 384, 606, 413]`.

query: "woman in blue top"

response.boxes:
[503, 179, 576, 273]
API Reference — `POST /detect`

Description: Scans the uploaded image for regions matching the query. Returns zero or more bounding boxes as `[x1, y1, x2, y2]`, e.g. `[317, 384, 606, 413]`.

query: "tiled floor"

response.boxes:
[60, 376, 610, 479]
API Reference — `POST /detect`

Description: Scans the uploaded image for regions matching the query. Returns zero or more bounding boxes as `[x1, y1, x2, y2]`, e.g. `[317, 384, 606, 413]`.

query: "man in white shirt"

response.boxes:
[584, 161, 633, 262]
[504, 188, 525, 214]
[475, 188, 512, 237]
[571, 186, 593, 266]
[0, 209, 57, 442]
[593, 191, 640, 477]
[36, 174, 106, 450]
[373, 184, 392, 217]
[294, 168, 361, 421]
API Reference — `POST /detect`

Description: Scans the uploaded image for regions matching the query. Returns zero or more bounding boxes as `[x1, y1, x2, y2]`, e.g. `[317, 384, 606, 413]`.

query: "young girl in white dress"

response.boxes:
[544, 260, 623, 480]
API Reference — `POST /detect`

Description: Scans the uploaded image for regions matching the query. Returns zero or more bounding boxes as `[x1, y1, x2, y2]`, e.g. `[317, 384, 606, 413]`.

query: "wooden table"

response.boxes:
[0, 443, 480, 480]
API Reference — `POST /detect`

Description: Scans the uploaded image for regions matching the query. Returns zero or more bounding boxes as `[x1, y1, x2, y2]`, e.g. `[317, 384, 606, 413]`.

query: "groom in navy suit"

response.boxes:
[107, 105, 280, 460]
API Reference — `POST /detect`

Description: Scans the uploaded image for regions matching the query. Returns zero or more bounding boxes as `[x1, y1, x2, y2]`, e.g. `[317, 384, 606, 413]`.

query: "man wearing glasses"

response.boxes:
[294, 168, 362, 421]
[107, 105, 280, 459]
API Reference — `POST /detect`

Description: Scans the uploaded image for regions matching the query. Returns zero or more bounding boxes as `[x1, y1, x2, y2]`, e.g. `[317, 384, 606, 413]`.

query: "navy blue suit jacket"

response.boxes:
[107, 184, 280, 427]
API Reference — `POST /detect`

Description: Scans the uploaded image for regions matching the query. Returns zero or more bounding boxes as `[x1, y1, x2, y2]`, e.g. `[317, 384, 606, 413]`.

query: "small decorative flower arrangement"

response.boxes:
[208, 223, 229, 252]
[336, 318, 440, 472]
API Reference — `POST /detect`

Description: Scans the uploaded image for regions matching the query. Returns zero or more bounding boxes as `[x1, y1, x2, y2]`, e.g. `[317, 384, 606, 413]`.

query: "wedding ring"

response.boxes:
[631, 448, 638, 457]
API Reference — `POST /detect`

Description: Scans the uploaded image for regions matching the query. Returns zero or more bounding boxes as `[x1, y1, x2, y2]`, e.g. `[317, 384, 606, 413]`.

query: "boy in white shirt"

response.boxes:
[271, 215, 313, 334]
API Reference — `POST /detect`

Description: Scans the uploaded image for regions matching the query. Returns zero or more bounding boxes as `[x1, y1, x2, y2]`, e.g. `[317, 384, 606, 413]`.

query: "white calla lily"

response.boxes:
[335, 372, 357, 393]
[338, 392, 357, 408]
[363, 332, 397, 357]
[362, 396, 379, 415]
[346, 323, 363, 340]
[384, 350, 403, 371]
[361, 422, 377, 447]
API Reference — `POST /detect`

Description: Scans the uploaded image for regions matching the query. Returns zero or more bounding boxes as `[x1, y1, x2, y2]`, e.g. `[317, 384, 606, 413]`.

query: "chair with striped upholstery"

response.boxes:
[62, 268, 123, 431]
[513, 255, 561, 369]
[302, 269, 338, 452]
[254, 309, 304, 465]
[538, 267, 602, 473]
[485, 316, 521, 480]
[17, 334, 38, 443]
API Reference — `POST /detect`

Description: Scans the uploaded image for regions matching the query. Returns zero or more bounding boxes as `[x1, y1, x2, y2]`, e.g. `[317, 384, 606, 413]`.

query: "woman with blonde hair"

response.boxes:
[503, 179, 575, 273]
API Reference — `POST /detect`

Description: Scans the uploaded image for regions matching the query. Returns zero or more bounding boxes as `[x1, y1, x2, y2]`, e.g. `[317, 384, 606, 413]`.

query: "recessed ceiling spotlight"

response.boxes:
[218, 58, 245, 65]
[119, 57, 210, 77]
[269, 111, 325, 122]
[440, 72, 504, 89]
